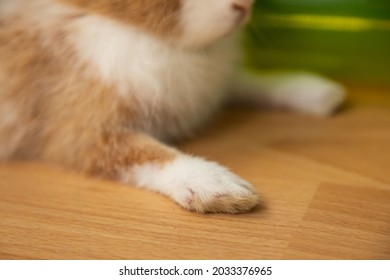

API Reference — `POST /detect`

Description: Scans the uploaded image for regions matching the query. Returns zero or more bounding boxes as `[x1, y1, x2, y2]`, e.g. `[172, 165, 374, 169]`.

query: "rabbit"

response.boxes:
[0, 0, 345, 213]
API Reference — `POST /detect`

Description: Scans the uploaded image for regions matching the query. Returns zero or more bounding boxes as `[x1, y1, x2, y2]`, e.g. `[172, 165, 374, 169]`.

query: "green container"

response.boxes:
[244, 0, 390, 84]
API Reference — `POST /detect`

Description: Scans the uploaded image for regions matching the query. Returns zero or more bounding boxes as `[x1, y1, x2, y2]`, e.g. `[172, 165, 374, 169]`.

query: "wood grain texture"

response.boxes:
[1, 82, 389, 260]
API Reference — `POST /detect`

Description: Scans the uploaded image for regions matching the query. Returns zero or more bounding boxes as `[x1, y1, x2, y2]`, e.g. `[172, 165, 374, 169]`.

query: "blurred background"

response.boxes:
[244, 0, 390, 84]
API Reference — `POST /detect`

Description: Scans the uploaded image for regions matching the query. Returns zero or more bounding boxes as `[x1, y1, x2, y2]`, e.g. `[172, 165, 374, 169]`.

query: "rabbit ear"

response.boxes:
[58, 0, 182, 38]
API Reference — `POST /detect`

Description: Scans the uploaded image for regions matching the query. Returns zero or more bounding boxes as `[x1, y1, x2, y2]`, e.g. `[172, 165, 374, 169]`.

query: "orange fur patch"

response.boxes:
[0, 14, 176, 177]
[58, 0, 181, 38]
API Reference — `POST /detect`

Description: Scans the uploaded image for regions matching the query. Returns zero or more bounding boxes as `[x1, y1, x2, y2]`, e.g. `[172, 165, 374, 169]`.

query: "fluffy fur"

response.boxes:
[0, 0, 344, 213]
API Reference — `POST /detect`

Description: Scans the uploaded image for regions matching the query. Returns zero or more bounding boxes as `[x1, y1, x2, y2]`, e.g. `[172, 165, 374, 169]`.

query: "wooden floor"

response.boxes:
[1, 82, 389, 260]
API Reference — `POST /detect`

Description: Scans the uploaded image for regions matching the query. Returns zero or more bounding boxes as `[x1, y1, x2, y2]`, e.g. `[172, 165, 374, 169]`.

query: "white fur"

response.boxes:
[180, 0, 254, 48]
[121, 154, 257, 213]
[70, 13, 238, 140]
[2, 0, 239, 140]
[233, 72, 346, 116]
[271, 73, 345, 116]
